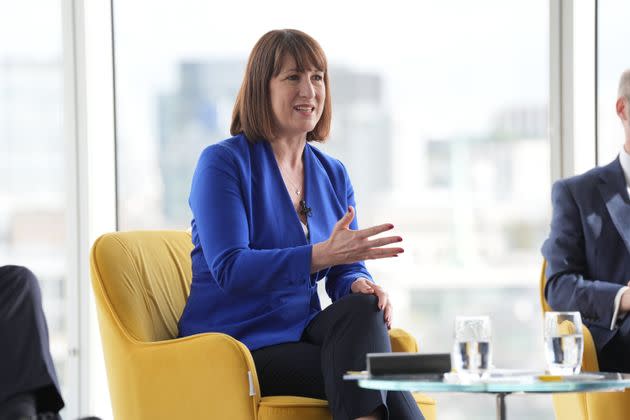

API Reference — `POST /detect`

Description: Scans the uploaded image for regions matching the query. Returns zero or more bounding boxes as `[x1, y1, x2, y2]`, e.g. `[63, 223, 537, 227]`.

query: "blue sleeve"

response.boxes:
[541, 180, 622, 329]
[325, 164, 373, 302]
[190, 145, 313, 295]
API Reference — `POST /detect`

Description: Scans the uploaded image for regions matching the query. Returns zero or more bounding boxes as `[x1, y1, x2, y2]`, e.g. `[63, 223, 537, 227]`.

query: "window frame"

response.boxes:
[61, 0, 117, 417]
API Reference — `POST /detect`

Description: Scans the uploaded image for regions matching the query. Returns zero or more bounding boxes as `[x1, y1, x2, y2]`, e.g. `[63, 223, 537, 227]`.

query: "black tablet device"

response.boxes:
[367, 352, 451, 376]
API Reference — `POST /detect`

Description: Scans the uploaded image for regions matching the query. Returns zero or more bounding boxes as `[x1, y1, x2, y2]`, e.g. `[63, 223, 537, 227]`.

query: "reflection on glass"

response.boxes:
[114, 1, 551, 418]
[544, 312, 584, 375]
[452, 316, 492, 376]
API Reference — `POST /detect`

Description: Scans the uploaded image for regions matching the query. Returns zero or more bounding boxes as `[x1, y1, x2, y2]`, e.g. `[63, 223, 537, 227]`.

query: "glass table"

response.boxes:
[344, 370, 630, 420]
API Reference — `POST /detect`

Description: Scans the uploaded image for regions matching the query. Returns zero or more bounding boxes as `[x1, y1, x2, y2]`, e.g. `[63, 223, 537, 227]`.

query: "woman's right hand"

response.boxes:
[311, 206, 403, 272]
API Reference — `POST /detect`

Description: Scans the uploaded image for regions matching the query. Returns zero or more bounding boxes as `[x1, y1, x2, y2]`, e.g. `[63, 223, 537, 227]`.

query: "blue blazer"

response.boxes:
[178, 134, 372, 350]
[542, 157, 630, 352]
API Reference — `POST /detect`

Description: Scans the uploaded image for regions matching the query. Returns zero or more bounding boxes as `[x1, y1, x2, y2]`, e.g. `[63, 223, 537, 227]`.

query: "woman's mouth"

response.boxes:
[294, 105, 315, 114]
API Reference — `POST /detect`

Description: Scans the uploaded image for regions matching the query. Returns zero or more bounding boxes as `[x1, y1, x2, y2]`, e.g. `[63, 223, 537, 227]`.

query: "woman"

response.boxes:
[178, 29, 424, 420]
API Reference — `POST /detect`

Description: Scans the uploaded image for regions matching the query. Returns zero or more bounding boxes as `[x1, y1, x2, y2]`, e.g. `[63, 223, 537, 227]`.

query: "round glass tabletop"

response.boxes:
[345, 371, 630, 394]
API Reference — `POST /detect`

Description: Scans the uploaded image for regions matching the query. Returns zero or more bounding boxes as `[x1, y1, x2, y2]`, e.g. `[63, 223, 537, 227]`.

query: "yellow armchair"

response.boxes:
[90, 230, 436, 420]
[540, 260, 630, 420]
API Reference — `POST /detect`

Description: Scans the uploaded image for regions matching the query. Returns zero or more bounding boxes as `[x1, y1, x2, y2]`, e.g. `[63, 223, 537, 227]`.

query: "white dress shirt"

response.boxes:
[300, 220, 309, 241]
[610, 147, 630, 329]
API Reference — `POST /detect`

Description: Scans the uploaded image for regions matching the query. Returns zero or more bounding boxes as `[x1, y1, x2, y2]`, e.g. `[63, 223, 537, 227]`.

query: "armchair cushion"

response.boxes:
[258, 396, 329, 420]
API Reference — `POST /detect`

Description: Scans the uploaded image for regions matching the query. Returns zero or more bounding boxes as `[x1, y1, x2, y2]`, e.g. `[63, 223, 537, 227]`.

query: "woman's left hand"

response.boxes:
[351, 277, 392, 329]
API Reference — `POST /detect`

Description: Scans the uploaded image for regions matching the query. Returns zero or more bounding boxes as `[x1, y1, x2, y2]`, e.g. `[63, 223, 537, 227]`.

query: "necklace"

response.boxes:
[278, 164, 302, 197]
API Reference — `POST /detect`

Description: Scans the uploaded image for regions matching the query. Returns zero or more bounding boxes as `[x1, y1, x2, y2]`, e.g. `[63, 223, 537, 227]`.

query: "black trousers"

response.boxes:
[0, 265, 64, 418]
[251, 293, 424, 420]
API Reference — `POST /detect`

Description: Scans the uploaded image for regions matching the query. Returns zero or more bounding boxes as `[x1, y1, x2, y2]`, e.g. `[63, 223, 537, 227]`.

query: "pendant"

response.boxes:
[295, 189, 301, 196]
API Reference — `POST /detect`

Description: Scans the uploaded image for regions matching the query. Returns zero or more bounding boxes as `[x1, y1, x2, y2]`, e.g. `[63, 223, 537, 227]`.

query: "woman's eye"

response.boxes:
[287, 75, 300, 81]
[312, 75, 323, 81]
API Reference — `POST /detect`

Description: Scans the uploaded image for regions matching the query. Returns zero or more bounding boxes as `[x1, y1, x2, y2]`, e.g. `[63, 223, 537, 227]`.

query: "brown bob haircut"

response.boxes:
[230, 29, 332, 142]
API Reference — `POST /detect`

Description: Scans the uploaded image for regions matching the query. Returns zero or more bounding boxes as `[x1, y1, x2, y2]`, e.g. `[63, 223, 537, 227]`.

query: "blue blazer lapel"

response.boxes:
[598, 157, 630, 255]
[303, 145, 345, 245]
[258, 141, 309, 246]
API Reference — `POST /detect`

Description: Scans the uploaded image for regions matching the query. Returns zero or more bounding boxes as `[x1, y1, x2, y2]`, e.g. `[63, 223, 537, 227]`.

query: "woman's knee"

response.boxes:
[338, 293, 381, 319]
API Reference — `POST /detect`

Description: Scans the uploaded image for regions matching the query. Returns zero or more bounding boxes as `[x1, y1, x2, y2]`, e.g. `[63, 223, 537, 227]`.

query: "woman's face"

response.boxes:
[269, 56, 325, 140]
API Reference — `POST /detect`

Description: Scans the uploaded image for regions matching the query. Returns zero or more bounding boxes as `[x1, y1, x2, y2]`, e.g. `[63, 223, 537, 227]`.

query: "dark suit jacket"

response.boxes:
[542, 157, 630, 353]
[0, 265, 64, 413]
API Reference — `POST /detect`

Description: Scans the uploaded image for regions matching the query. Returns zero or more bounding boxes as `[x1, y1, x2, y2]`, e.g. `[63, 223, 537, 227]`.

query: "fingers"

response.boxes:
[373, 285, 388, 311]
[363, 247, 404, 260]
[373, 285, 392, 328]
[365, 235, 403, 248]
[335, 206, 355, 229]
[384, 303, 392, 329]
[330, 212, 401, 265]
[357, 223, 394, 239]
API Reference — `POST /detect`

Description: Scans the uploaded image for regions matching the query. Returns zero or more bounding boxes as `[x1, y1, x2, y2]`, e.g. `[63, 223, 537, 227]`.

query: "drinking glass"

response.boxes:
[451, 316, 492, 376]
[544, 311, 584, 375]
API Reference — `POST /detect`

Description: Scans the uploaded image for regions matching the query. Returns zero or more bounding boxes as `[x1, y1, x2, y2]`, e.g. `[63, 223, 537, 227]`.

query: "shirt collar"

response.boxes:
[619, 146, 630, 188]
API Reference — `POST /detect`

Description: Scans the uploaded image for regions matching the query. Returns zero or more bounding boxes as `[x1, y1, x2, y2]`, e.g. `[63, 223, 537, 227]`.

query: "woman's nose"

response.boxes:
[299, 79, 315, 98]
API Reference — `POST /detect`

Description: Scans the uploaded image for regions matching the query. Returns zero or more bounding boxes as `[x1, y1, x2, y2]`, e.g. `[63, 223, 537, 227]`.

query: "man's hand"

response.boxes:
[351, 277, 392, 329]
[620, 281, 630, 312]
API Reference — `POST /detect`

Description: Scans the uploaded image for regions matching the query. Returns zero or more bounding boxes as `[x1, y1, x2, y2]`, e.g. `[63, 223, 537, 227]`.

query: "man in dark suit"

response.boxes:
[0, 265, 65, 419]
[542, 69, 630, 373]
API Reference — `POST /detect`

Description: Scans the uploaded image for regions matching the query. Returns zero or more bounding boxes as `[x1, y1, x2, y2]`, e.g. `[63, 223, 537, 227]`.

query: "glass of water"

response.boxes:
[544, 311, 584, 375]
[451, 316, 492, 377]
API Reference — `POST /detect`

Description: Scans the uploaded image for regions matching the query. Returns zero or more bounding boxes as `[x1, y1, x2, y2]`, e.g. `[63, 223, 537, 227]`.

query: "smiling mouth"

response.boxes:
[294, 106, 315, 113]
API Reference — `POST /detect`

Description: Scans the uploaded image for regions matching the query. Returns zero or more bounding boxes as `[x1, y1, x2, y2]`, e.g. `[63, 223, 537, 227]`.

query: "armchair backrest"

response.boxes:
[539, 259, 552, 312]
[90, 230, 193, 342]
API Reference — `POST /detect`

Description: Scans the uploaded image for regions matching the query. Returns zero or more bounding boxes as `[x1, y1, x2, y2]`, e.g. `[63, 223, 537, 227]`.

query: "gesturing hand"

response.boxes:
[351, 278, 392, 329]
[620, 281, 630, 312]
[311, 206, 403, 272]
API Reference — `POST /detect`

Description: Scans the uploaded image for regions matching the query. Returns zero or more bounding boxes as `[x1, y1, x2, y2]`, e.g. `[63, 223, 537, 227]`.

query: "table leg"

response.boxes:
[495, 393, 508, 420]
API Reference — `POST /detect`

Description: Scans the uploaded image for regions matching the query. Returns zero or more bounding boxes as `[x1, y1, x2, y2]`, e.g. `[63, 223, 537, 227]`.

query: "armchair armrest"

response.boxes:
[110, 333, 260, 420]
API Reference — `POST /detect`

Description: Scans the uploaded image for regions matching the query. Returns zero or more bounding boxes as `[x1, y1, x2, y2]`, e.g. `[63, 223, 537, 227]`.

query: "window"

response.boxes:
[0, 1, 76, 416]
[113, 1, 551, 417]
[597, 0, 630, 164]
